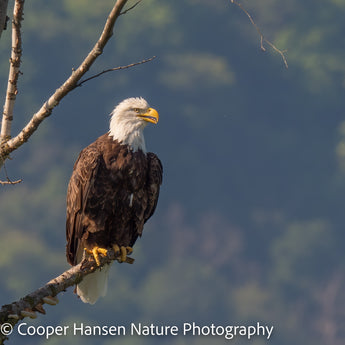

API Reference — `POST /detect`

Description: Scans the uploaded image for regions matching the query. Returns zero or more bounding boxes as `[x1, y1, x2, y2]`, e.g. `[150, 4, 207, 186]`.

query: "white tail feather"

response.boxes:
[76, 264, 111, 304]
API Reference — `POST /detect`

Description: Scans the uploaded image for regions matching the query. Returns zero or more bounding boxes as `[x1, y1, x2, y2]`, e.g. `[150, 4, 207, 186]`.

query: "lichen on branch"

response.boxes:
[0, 249, 133, 344]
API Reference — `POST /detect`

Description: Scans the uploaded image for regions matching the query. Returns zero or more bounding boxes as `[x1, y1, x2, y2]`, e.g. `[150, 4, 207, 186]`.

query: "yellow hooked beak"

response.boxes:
[138, 107, 159, 124]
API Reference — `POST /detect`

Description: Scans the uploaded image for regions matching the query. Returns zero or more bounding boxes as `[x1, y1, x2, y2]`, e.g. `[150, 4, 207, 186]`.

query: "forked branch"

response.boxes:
[119, 0, 142, 15]
[0, 163, 22, 185]
[230, 0, 288, 68]
[0, 0, 130, 167]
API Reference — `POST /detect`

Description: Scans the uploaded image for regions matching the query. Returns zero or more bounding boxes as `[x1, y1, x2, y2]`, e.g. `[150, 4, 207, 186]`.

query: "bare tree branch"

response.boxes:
[0, 0, 25, 145]
[0, 249, 134, 344]
[0, 0, 9, 39]
[0, 179, 21, 185]
[0, 0, 129, 167]
[120, 0, 142, 15]
[0, 162, 22, 185]
[76, 56, 157, 88]
[230, 0, 288, 68]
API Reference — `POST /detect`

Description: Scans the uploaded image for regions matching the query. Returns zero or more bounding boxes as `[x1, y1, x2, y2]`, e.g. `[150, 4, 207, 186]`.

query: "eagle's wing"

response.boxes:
[144, 152, 163, 222]
[66, 146, 102, 265]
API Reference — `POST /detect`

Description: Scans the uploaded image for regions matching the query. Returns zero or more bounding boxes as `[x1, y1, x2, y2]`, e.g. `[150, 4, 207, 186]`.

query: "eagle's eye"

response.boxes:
[134, 108, 140, 113]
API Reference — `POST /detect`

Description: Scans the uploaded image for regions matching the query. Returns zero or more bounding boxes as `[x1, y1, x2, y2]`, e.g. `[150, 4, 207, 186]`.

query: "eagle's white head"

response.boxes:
[109, 97, 159, 152]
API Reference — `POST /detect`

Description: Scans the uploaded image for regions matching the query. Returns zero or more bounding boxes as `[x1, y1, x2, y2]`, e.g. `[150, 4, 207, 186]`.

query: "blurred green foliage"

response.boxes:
[0, 1, 345, 344]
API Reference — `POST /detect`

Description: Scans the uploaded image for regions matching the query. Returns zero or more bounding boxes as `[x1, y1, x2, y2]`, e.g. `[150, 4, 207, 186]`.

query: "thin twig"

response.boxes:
[0, 179, 22, 185]
[230, 0, 288, 68]
[0, 0, 9, 38]
[0, 162, 22, 185]
[120, 0, 142, 15]
[0, 248, 133, 343]
[0, 0, 25, 144]
[0, 0, 130, 168]
[76, 56, 156, 87]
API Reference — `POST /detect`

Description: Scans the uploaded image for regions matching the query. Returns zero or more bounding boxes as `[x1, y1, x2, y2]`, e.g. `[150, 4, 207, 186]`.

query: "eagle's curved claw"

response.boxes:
[112, 244, 120, 256]
[85, 247, 108, 266]
[120, 246, 127, 262]
[112, 244, 133, 263]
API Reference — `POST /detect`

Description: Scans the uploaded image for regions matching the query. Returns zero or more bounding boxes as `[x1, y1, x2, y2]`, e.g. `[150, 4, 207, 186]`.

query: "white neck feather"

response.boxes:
[109, 116, 147, 152]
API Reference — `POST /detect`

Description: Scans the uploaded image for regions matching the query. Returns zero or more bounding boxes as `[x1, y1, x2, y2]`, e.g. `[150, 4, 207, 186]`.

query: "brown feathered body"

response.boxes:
[66, 133, 162, 266]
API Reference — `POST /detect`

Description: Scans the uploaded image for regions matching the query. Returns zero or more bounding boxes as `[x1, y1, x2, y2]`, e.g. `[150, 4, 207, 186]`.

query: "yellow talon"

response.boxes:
[85, 246, 108, 266]
[112, 244, 120, 256]
[120, 246, 127, 263]
[112, 244, 133, 262]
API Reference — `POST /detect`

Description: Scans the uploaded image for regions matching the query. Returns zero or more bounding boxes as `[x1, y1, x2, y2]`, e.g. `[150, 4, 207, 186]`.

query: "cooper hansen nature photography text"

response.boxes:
[14, 322, 274, 340]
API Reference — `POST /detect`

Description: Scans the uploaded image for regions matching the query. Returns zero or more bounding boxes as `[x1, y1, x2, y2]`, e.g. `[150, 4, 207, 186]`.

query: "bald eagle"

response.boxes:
[66, 97, 162, 304]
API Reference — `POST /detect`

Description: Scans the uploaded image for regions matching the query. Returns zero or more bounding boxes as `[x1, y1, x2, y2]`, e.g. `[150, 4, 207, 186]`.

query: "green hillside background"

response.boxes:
[1, 0, 345, 344]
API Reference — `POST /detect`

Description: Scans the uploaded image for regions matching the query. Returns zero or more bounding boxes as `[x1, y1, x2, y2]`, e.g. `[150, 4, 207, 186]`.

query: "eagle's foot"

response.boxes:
[112, 244, 133, 263]
[126, 246, 133, 255]
[85, 246, 108, 266]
